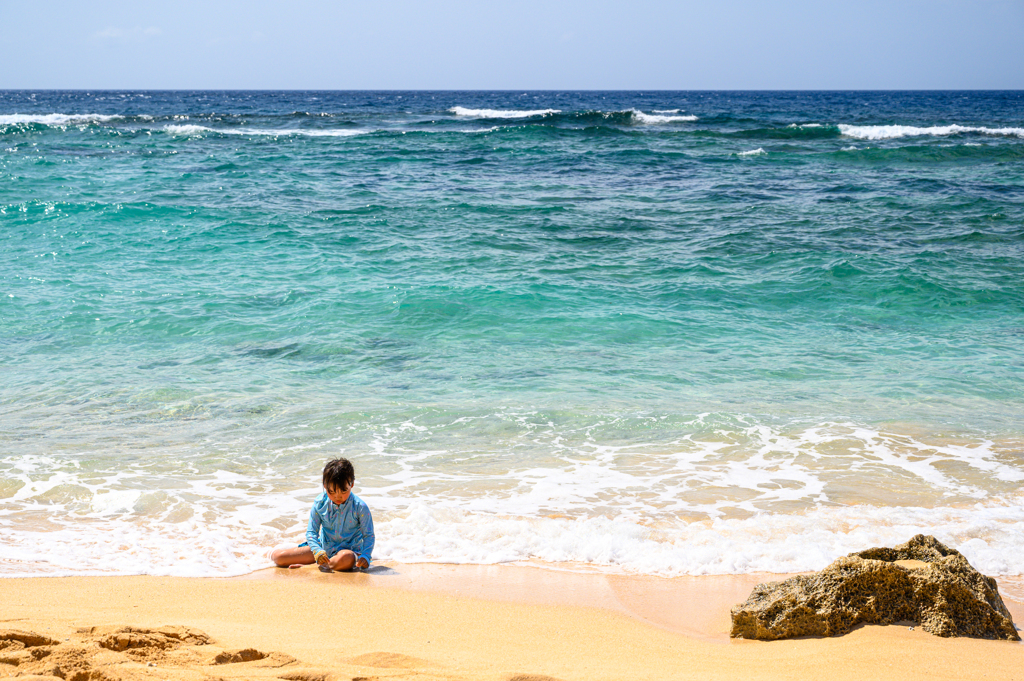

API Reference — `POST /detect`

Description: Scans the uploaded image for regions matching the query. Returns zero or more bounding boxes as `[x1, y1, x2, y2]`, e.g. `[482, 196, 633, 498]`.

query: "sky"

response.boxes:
[3, 0, 1023, 90]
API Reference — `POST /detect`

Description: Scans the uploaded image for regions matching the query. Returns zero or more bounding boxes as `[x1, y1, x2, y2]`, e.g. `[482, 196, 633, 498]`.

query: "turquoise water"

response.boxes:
[2, 91, 1023, 577]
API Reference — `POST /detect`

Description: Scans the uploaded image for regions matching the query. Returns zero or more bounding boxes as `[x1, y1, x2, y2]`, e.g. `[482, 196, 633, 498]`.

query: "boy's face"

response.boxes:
[325, 482, 352, 505]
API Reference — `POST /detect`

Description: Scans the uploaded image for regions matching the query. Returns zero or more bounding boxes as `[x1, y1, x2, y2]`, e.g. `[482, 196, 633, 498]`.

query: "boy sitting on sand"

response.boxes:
[271, 457, 375, 572]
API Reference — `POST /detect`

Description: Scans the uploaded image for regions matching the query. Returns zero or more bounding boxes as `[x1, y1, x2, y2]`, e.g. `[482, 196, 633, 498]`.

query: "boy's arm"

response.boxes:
[305, 502, 328, 565]
[356, 504, 375, 567]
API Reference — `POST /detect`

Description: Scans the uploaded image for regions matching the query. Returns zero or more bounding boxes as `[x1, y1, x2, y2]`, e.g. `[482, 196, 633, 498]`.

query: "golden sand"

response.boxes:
[1, 563, 1021, 681]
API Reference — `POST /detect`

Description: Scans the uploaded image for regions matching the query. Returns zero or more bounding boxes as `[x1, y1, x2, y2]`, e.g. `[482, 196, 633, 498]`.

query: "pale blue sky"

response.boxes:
[4, 0, 1023, 89]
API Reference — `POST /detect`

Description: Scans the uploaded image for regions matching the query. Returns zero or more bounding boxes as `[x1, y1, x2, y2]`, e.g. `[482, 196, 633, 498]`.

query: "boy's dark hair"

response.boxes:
[322, 458, 355, 491]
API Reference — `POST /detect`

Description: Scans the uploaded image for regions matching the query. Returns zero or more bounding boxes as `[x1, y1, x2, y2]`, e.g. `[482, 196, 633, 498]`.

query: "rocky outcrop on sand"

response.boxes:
[730, 534, 1020, 641]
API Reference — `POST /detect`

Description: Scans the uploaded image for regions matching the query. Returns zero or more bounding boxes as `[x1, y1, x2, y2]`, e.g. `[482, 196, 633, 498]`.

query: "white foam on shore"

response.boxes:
[450, 107, 560, 119]
[839, 124, 1024, 140]
[2, 490, 1022, 579]
[0, 113, 122, 126]
[375, 500, 1024, 576]
[2, 420, 1023, 578]
[630, 110, 698, 124]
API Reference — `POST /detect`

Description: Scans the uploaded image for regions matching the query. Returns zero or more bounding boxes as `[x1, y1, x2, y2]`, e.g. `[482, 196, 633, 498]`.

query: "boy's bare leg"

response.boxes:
[271, 546, 315, 568]
[329, 550, 357, 572]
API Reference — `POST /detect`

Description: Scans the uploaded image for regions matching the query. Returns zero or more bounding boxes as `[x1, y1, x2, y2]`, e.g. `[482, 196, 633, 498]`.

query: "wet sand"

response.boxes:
[1, 564, 1021, 681]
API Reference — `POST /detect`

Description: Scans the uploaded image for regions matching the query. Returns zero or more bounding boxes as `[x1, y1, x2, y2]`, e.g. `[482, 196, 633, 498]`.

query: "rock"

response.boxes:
[730, 534, 1020, 641]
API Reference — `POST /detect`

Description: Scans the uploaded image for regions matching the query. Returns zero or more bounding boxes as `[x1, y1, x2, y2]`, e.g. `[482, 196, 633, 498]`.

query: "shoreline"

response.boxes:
[245, 562, 782, 642]
[2, 564, 1022, 681]
[250, 561, 1024, 642]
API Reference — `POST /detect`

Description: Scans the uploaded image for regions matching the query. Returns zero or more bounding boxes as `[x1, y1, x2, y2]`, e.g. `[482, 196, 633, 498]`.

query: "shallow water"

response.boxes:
[2, 91, 1023, 577]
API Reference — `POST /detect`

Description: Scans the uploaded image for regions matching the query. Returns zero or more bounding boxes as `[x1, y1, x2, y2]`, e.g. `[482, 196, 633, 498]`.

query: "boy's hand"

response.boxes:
[313, 550, 329, 567]
[356, 557, 369, 569]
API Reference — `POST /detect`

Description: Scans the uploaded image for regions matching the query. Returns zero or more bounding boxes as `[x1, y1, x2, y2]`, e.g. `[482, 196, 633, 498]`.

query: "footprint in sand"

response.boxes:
[214, 647, 269, 663]
[279, 671, 336, 681]
[346, 651, 431, 669]
[213, 647, 297, 667]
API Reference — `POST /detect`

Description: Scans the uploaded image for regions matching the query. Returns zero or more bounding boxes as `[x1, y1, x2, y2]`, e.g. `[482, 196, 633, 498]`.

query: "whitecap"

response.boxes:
[0, 113, 122, 126]
[838, 124, 1024, 140]
[163, 125, 366, 137]
[738, 148, 766, 156]
[449, 107, 560, 119]
[630, 109, 698, 124]
[242, 128, 367, 137]
[164, 124, 216, 136]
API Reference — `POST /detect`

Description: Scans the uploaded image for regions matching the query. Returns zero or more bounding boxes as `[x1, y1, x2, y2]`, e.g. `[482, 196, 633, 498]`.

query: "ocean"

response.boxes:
[1, 90, 1022, 579]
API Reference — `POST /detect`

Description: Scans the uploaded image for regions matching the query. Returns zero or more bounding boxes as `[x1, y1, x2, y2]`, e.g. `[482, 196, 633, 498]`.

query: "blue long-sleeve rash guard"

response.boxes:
[305, 491, 375, 565]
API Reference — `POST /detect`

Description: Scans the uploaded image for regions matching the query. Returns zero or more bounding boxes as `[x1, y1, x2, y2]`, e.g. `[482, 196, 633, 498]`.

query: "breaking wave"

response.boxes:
[629, 109, 698, 124]
[163, 125, 366, 137]
[447, 107, 697, 125]
[839, 124, 1024, 140]
[0, 113, 126, 126]
[450, 107, 561, 119]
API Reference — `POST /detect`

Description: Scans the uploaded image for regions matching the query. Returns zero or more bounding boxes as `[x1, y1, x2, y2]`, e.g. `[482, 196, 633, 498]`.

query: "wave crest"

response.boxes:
[163, 125, 366, 138]
[629, 109, 698, 124]
[447, 107, 698, 125]
[164, 124, 215, 136]
[450, 107, 560, 119]
[0, 113, 123, 126]
[839, 124, 1024, 140]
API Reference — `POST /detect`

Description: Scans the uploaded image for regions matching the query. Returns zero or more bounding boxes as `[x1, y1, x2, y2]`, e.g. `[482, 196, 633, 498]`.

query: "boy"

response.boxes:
[271, 458, 375, 572]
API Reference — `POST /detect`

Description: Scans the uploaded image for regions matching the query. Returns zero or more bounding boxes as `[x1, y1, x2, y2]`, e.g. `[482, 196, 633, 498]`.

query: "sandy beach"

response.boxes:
[2, 564, 1022, 681]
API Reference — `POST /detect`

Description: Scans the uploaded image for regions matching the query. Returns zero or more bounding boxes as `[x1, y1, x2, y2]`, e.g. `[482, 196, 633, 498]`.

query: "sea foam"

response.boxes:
[163, 125, 366, 137]
[2, 485, 1022, 579]
[629, 109, 698, 124]
[2, 421, 1023, 579]
[0, 113, 122, 126]
[375, 500, 1024, 576]
[450, 107, 560, 118]
[839, 124, 1024, 140]
[164, 124, 216, 136]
